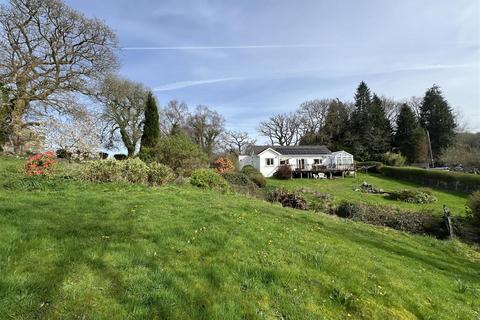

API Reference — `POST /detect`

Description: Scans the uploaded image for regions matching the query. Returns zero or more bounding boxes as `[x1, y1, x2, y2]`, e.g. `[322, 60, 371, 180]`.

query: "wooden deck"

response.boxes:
[288, 164, 356, 179]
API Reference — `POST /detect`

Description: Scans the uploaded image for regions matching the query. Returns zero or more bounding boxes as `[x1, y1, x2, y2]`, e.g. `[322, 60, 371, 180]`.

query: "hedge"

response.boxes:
[380, 166, 480, 193]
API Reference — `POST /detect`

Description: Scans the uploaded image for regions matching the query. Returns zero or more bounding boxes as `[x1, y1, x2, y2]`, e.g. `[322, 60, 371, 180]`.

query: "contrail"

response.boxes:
[121, 44, 329, 50]
[153, 77, 243, 91]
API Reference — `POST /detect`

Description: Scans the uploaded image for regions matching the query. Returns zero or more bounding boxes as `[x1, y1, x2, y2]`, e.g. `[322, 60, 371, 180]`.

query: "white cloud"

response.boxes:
[153, 77, 244, 91]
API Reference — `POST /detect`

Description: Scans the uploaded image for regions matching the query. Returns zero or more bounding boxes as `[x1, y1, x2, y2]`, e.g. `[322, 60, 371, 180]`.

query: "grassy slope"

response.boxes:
[268, 173, 469, 216]
[0, 157, 479, 319]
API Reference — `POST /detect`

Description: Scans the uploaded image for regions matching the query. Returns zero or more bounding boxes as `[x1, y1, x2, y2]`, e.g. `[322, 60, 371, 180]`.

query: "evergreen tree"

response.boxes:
[394, 104, 419, 163]
[419, 85, 456, 160]
[140, 92, 160, 152]
[320, 99, 350, 151]
[347, 81, 372, 160]
[365, 94, 392, 160]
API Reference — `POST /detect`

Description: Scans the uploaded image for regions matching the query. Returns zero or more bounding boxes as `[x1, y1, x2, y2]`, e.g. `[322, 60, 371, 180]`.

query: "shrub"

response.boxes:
[25, 151, 56, 176]
[380, 166, 480, 193]
[114, 154, 127, 161]
[152, 134, 208, 176]
[190, 168, 230, 192]
[273, 164, 292, 179]
[267, 188, 308, 210]
[56, 148, 72, 159]
[98, 152, 109, 159]
[213, 156, 235, 174]
[382, 152, 406, 167]
[332, 201, 446, 237]
[148, 162, 175, 186]
[222, 172, 255, 187]
[82, 159, 123, 183]
[241, 165, 267, 188]
[388, 188, 437, 204]
[467, 191, 480, 226]
[121, 158, 148, 184]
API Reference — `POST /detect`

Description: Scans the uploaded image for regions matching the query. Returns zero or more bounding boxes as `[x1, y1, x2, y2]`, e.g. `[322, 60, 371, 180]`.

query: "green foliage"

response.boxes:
[121, 158, 149, 184]
[266, 188, 308, 210]
[147, 162, 175, 186]
[82, 159, 123, 183]
[241, 165, 267, 187]
[318, 99, 350, 151]
[140, 92, 160, 151]
[389, 188, 437, 204]
[333, 201, 446, 237]
[190, 168, 230, 192]
[347, 82, 392, 160]
[394, 104, 421, 163]
[467, 191, 480, 226]
[82, 158, 149, 184]
[153, 134, 208, 176]
[380, 166, 480, 193]
[356, 161, 383, 173]
[440, 141, 480, 168]
[420, 85, 457, 159]
[381, 152, 406, 167]
[222, 172, 260, 196]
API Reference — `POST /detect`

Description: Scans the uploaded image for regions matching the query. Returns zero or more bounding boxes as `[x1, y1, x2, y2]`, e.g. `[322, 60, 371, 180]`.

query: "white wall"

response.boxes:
[258, 149, 280, 177]
[239, 155, 254, 170]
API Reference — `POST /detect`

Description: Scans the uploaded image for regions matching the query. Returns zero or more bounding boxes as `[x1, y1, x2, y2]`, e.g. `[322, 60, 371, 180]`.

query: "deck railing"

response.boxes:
[282, 164, 355, 172]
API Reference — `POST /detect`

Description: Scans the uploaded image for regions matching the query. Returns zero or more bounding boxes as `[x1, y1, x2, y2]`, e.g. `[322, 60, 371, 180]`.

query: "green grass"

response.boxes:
[268, 173, 470, 216]
[0, 157, 479, 319]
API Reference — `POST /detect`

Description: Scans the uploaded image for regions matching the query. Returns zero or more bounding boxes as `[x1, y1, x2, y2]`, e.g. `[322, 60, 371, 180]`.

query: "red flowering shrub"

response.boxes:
[213, 157, 235, 174]
[25, 151, 56, 176]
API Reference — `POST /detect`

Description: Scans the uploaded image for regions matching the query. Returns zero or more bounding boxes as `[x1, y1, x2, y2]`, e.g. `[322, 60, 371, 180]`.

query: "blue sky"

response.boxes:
[61, 1, 480, 135]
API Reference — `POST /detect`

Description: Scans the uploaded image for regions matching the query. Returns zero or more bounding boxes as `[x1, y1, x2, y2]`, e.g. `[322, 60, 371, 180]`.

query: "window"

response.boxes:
[313, 159, 320, 164]
[280, 159, 289, 165]
[266, 158, 274, 166]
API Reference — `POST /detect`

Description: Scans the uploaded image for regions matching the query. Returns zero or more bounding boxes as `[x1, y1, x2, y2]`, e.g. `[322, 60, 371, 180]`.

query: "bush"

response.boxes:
[380, 166, 480, 193]
[222, 172, 255, 187]
[241, 165, 267, 188]
[467, 191, 480, 226]
[114, 154, 127, 161]
[333, 201, 446, 237]
[82, 159, 123, 183]
[382, 152, 406, 167]
[190, 169, 230, 192]
[152, 134, 208, 176]
[388, 188, 437, 204]
[266, 188, 308, 210]
[148, 162, 175, 186]
[56, 148, 72, 159]
[121, 158, 148, 184]
[98, 152, 109, 159]
[213, 156, 235, 174]
[25, 151, 56, 176]
[273, 164, 292, 179]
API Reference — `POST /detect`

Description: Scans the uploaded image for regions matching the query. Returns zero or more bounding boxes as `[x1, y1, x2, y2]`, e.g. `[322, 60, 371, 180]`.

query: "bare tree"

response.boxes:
[297, 99, 330, 135]
[99, 75, 147, 157]
[160, 100, 190, 135]
[258, 112, 300, 146]
[222, 130, 256, 154]
[187, 105, 225, 157]
[0, 0, 118, 152]
[380, 96, 402, 127]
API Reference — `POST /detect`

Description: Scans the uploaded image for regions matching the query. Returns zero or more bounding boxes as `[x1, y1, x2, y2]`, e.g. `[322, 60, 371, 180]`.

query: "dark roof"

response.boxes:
[250, 145, 332, 155]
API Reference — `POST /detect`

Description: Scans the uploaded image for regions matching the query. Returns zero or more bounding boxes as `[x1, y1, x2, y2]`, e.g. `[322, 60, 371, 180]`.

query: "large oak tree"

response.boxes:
[0, 0, 118, 152]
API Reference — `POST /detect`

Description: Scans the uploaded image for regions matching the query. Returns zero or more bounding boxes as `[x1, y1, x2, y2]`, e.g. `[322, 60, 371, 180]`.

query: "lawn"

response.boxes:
[268, 173, 470, 216]
[0, 157, 479, 319]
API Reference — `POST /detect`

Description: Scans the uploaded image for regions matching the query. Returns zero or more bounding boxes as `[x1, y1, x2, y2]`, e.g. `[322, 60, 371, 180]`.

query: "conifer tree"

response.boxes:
[140, 92, 160, 152]
[365, 94, 392, 159]
[394, 104, 419, 163]
[348, 81, 372, 160]
[419, 85, 456, 159]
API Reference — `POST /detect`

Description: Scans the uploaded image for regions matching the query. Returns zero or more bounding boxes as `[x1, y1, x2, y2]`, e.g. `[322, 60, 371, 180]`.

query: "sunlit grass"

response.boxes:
[0, 157, 479, 319]
[268, 173, 469, 216]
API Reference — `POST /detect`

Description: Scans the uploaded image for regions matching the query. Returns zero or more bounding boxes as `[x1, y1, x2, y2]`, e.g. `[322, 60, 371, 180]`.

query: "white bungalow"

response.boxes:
[239, 146, 354, 178]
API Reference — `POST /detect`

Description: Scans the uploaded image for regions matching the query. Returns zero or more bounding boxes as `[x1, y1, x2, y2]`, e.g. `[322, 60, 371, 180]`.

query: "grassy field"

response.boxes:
[0, 157, 479, 319]
[268, 173, 470, 216]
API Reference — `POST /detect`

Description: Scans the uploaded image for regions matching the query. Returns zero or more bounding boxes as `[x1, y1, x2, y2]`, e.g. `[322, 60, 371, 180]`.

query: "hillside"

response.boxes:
[0, 157, 479, 319]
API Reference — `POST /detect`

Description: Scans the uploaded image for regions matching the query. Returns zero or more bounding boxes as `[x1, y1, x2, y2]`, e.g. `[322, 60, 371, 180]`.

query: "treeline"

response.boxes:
[259, 81, 458, 163]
